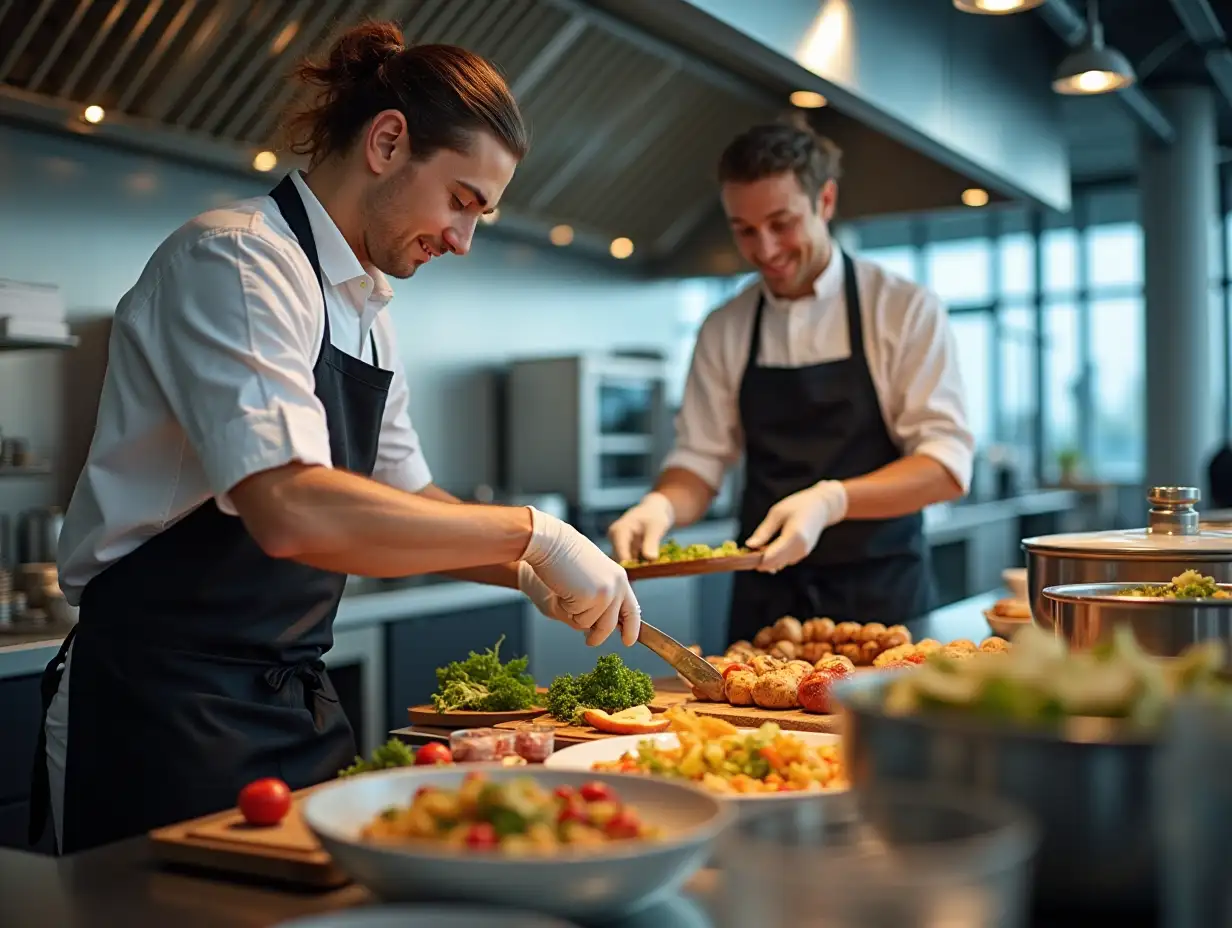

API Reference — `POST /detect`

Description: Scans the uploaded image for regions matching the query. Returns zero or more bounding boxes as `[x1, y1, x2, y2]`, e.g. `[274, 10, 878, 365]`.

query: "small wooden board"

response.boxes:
[622, 551, 762, 582]
[407, 705, 547, 728]
[148, 787, 344, 889]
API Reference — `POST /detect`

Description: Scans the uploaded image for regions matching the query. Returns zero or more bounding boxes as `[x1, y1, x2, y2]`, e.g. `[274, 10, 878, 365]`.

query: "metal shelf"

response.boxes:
[0, 464, 52, 478]
[0, 335, 78, 351]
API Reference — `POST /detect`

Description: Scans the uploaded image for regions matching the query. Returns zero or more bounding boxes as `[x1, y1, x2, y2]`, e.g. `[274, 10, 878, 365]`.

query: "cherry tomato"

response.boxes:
[557, 802, 587, 825]
[553, 785, 575, 802]
[415, 742, 453, 766]
[465, 822, 498, 849]
[605, 810, 641, 839]
[238, 777, 292, 826]
[580, 781, 613, 803]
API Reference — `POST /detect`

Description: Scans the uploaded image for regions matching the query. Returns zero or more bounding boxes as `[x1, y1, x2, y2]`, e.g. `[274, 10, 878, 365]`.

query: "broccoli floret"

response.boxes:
[547, 654, 655, 721]
[546, 673, 581, 722]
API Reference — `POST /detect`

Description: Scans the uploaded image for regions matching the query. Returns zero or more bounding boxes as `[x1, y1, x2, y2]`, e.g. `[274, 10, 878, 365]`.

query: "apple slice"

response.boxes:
[582, 707, 671, 735]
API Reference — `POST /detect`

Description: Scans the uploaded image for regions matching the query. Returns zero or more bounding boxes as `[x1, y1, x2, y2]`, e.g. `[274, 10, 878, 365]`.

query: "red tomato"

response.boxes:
[238, 778, 291, 826]
[580, 781, 613, 803]
[557, 802, 587, 825]
[553, 785, 575, 802]
[604, 810, 640, 839]
[465, 822, 498, 849]
[415, 742, 453, 766]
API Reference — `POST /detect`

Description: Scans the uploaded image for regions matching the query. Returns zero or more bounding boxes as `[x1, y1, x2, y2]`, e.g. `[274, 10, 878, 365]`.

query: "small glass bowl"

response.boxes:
[449, 727, 518, 763]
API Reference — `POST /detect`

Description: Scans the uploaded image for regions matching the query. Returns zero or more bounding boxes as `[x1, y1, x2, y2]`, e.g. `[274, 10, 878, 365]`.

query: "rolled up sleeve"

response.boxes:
[886, 291, 975, 492]
[372, 337, 433, 493]
[130, 227, 334, 512]
[661, 312, 744, 490]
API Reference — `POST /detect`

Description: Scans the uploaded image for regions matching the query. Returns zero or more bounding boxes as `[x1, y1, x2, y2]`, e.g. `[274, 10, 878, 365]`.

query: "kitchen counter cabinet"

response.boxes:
[384, 600, 528, 733]
[0, 671, 52, 852]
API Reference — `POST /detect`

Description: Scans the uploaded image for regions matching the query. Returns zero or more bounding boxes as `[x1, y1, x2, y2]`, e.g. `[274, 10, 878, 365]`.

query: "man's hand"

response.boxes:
[521, 509, 642, 646]
[608, 492, 675, 563]
[745, 481, 848, 573]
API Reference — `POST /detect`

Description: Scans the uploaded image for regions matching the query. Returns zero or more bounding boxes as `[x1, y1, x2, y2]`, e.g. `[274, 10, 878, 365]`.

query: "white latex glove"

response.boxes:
[745, 480, 848, 574]
[517, 561, 572, 624]
[608, 492, 675, 563]
[521, 508, 642, 646]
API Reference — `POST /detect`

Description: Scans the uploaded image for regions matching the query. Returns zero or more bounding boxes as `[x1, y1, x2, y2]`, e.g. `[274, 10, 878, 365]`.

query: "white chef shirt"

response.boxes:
[57, 170, 434, 605]
[47, 173, 434, 851]
[663, 247, 974, 492]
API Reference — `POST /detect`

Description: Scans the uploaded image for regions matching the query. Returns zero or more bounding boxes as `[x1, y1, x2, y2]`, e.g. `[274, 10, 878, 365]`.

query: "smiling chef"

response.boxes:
[609, 118, 973, 645]
[30, 21, 641, 854]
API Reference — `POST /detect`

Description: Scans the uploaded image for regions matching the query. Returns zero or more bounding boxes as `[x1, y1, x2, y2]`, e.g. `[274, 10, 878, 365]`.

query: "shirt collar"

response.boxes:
[288, 171, 394, 303]
[761, 245, 845, 310]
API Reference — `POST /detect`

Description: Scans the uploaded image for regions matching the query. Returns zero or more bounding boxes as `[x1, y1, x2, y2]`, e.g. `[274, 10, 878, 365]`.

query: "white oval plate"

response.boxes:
[544, 728, 845, 799]
[272, 905, 579, 928]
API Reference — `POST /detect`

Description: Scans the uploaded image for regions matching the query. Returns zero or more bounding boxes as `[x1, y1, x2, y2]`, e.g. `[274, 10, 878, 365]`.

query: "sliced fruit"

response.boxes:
[581, 707, 671, 734]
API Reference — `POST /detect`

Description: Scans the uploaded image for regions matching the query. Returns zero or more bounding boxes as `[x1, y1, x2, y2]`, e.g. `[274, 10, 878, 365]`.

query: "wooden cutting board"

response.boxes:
[492, 692, 691, 745]
[668, 699, 844, 734]
[148, 786, 345, 888]
[407, 705, 547, 728]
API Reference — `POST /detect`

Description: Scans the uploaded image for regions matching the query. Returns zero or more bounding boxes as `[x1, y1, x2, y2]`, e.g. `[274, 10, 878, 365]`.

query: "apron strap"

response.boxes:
[840, 251, 864, 360]
[28, 626, 78, 848]
[268, 173, 381, 368]
[744, 292, 767, 372]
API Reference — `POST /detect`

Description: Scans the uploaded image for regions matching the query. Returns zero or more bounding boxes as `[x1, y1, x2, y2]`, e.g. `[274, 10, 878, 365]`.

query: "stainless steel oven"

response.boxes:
[505, 354, 671, 514]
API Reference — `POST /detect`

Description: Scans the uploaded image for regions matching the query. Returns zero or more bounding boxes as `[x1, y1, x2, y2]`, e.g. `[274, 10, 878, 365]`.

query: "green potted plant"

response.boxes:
[1057, 448, 1082, 486]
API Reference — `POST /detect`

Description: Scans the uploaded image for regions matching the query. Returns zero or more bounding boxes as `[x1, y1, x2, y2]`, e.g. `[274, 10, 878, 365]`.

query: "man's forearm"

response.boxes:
[416, 484, 521, 588]
[841, 455, 963, 521]
[230, 464, 532, 577]
[652, 467, 717, 526]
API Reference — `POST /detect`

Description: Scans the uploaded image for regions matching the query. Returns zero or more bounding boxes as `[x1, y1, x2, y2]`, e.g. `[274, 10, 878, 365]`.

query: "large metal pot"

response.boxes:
[834, 671, 1161, 912]
[1044, 582, 1232, 660]
[1023, 486, 1232, 630]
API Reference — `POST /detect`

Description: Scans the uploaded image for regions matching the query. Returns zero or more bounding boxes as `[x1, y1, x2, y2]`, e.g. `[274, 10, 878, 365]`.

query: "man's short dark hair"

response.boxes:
[717, 117, 843, 204]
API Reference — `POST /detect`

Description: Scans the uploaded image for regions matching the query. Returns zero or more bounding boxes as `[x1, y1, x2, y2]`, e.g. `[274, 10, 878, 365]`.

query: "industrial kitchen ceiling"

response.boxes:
[0, 0, 1003, 272]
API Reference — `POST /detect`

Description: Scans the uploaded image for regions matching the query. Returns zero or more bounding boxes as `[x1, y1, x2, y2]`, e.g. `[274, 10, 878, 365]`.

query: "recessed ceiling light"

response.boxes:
[961, 188, 990, 207]
[550, 224, 574, 246]
[82, 105, 105, 124]
[952, 0, 1044, 12]
[789, 90, 827, 108]
[610, 237, 634, 260]
[252, 150, 278, 172]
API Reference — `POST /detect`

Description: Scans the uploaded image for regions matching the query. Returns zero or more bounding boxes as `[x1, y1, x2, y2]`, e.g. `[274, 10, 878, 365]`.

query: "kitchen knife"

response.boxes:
[637, 621, 725, 701]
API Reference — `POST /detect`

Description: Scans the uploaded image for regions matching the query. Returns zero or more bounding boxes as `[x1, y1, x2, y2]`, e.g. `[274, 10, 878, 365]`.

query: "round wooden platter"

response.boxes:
[621, 550, 763, 582]
[407, 705, 548, 728]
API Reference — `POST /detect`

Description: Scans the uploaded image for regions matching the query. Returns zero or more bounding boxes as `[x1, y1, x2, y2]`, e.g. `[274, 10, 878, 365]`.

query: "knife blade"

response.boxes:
[637, 621, 726, 701]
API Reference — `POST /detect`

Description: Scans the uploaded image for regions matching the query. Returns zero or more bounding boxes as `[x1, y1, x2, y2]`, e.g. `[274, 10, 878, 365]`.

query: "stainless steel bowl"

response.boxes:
[1024, 486, 1232, 627]
[1044, 582, 1232, 660]
[834, 671, 1161, 911]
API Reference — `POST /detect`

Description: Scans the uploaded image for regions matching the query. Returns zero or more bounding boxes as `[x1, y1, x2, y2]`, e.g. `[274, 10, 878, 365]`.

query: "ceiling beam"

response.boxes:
[510, 15, 588, 98]
[1037, 0, 1176, 145]
[1167, 0, 1232, 115]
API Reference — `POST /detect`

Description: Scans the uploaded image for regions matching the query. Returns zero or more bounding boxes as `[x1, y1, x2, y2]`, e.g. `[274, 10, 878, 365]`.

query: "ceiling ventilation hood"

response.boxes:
[0, 0, 1022, 274]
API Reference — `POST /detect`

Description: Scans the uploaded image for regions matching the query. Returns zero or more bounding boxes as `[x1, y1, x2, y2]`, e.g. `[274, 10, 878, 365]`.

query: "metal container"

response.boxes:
[1023, 487, 1232, 628]
[834, 671, 1160, 911]
[1044, 581, 1232, 659]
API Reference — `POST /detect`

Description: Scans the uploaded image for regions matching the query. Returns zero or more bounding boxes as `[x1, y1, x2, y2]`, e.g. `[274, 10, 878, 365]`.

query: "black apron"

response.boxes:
[28, 174, 392, 852]
[726, 252, 933, 645]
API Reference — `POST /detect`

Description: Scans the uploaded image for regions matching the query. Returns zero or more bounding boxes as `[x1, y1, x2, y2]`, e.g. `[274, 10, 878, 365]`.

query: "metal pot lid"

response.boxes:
[1043, 581, 1232, 604]
[1023, 487, 1232, 558]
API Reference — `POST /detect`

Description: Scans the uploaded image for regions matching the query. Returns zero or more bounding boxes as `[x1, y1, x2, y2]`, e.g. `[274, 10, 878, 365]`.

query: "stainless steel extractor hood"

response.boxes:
[0, 0, 1068, 274]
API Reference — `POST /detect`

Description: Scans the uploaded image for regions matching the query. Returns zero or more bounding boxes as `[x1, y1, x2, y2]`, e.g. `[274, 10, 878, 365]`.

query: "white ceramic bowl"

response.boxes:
[1002, 567, 1029, 603]
[301, 766, 733, 920]
[544, 729, 847, 818]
